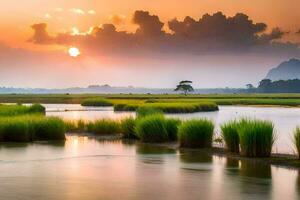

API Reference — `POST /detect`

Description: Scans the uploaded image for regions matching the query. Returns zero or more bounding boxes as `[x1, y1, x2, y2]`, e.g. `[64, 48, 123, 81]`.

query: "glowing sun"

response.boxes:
[68, 47, 80, 57]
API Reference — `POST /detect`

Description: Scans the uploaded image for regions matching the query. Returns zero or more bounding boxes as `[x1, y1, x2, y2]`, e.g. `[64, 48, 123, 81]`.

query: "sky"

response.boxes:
[0, 0, 300, 88]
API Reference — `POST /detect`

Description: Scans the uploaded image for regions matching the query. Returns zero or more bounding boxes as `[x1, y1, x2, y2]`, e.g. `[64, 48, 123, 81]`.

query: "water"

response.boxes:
[0, 136, 298, 200]
[45, 104, 300, 154]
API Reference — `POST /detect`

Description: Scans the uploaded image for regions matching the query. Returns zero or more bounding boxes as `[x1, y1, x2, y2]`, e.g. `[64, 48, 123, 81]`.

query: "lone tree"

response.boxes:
[174, 80, 194, 95]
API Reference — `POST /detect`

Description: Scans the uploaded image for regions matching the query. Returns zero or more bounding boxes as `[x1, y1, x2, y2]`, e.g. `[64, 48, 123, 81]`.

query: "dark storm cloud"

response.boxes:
[29, 10, 299, 56]
[132, 10, 165, 37]
[168, 12, 267, 49]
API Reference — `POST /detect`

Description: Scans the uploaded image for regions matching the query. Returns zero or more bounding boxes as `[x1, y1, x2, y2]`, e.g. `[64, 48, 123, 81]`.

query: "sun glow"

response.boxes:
[68, 47, 80, 57]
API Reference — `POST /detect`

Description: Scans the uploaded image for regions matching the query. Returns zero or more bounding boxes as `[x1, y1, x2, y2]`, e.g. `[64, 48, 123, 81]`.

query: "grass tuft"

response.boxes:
[120, 117, 138, 139]
[293, 127, 300, 159]
[135, 115, 169, 143]
[81, 98, 113, 107]
[178, 119, 214, 148]
[0, 115, 65, 142]
[221, 120, 240, 153]
[238, 119, 275, 157]
[87, 119, 121, 135]
[136, 106, 163, 118]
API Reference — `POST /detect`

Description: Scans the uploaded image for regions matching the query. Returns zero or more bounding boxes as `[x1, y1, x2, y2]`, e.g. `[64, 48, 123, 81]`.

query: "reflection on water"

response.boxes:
[0, 136, 298, 200]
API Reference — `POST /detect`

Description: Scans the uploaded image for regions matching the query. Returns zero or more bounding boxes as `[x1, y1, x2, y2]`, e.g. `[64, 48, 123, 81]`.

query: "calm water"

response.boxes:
[45, 104, 300, 154]
[0, 136, 299, 200]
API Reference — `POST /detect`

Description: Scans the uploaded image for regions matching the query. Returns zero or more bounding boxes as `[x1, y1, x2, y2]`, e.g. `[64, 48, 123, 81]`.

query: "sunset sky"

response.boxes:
[0, 0, 300, 88]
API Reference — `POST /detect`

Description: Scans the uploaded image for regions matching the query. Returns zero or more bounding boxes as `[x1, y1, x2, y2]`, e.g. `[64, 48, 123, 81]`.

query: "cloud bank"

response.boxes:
[29, 10, 299, 57]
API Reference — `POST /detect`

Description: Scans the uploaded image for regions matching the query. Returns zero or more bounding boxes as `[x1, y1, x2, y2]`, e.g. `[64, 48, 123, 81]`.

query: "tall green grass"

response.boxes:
[221, 120, 240, 153]
[136, 106, 163, 118]
[165, 118, 181, 141]
[178, 119, 214, 148]
[64, 119, 87, 132]
[113, 103, 139, 111]
[120, 117, 138, 139]
[0, 115, 65, 142]
[114, 102, 218, 113]
[293, 127, 300, 159]
[238, 119, 275, 157]
[87, 119, 121, 135]
[135, 115, 169, 143]
[0, 104, 45, 116]
[81, 98, 113, 107]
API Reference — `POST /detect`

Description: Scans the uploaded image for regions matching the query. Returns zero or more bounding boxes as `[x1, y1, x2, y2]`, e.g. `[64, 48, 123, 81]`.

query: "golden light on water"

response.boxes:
[68, 47, 80, 57]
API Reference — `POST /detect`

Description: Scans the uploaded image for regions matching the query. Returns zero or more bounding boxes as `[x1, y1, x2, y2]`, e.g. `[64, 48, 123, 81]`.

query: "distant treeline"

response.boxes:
[256, 79, 300, 93]
[1, 79, 300, 94]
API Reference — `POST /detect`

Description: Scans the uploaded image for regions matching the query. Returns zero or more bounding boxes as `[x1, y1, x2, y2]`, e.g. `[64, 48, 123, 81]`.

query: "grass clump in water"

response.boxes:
[221, 120, 240, 153]
[178, 119, 214, 148]
[238, 119, 275, 157]
[113, 103, 139, 111]
[81, 98, 113, 107]
[120, 117, 138, 139]
[64, 119, 87, 132]
[136, 106, 163, 118]
[0, 115, 65, 142]
[293, 127, 300, 159]
[31, 117, 66, 140]
[135, 115, 169, 143]
[87, 119, 121, 135]
[165, 118, 181, 141]
[0, 104, 45, 116]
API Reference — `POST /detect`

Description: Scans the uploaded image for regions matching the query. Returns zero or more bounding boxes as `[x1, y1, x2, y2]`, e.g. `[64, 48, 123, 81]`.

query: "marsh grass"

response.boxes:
[31, 117, 66, 140]
[0, 115, 65, 142]
[64, 119, 87, 132]
[120, 117, 138, 139]
[87, 119, 121, 135]
[238, 119, 275, 157]
[165, 118, 181, 141]
[136, 106, 163, 118]
[148, 102, 219, 113]
[221, 120, 240, 153]
[0, 104, 45, 116]
[135, 115, 169, 143]
[114, 103, 139, 111]
[81, 98, 113, 107]
[178, 119, 214, 148]
[114, 102, 218, 113]
[293, 127, 300, 159]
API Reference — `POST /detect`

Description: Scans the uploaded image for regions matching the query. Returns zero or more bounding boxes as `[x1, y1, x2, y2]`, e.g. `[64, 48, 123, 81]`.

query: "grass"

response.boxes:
[87, 119, 121, 135]
[165, 118, 181, 141]
[142, 102, 218, 113]
[120, 117, 138, 139]
[0, 115, 65, 142]
[221, 120, 240, 153]
[238, 119, 275, 157]
[114, 103, 139, 111]
[0, 104, 45, 116]
[294, 127, 300, 159]
[3, 93, 300, 107]
[64, 119, 87, 132]
[135, 115, 169, 143]
[115, 102, 218, 113]
[178, 119, 214, 148]
[136, 106, 163, 118]
[81, 98, 113, 106]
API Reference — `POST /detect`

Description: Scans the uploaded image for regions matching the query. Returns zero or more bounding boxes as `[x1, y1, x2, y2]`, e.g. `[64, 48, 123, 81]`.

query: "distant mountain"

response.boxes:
[266, 58, 300, 81]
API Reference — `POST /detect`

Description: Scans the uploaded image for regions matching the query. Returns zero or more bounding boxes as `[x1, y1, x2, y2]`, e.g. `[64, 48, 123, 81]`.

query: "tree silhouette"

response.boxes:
[174, 80, 194, 95]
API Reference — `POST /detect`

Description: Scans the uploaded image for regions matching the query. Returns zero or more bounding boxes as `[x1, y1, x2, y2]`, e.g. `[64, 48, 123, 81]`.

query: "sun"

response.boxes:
[68, 47, 80, 57]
